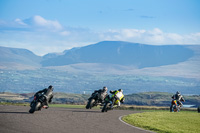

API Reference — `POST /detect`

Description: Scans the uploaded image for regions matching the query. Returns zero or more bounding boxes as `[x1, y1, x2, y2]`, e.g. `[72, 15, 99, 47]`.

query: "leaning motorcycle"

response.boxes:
[170, 99, 180, 112]
[29, 93, 47, 113]
[101, 94, 124, 112]
[86, 92, 104, 109]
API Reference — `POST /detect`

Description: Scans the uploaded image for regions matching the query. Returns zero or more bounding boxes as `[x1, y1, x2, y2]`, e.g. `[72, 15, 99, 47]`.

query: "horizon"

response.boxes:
[1, 40, 199, 56]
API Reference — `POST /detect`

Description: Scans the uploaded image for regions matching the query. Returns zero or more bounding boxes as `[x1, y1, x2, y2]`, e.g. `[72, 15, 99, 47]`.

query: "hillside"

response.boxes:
[0, 46, 41, 69]
[1, 92, 199, 107]
[41, 41, 194, 68]
[0, 41, 200, 94]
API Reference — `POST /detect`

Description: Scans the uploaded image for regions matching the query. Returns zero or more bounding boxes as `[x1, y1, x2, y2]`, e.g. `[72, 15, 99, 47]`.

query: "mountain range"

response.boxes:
[0, 46, 41, 69]
[0, 41, 200, 94]
[0, 41, 196, 69]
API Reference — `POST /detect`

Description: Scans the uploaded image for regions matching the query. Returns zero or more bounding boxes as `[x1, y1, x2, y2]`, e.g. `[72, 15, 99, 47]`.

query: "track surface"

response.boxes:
[0, 105, 152, 133]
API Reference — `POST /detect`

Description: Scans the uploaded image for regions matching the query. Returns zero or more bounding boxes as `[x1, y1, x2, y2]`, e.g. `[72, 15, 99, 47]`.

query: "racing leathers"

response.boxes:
[92, 87, 108, 103]
[172, 92, 185, 107]
[110, 89, 125, 108]
[31, 86, 54, 108]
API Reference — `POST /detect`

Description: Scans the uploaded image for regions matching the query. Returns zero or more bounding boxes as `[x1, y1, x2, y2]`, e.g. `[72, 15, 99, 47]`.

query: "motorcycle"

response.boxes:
[29, 93, 48, 113]
[101, 93, 124, 112]
[86, 92, 105, 109]
[170, 99, 180, 112]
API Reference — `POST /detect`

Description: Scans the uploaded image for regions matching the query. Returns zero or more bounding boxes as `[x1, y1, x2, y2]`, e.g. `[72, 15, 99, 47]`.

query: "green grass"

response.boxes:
[0, 102, 29, 106]
[123, 111, 200, 133]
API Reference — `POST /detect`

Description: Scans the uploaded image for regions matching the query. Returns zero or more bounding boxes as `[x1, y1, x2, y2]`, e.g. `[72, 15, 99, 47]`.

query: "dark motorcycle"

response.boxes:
[101, 93, 124, 112]
[86, 92, 105, 109]
[29, 93, 47, 113]
[101, 94, 112, 112]
[170, 99, 180, 112]
[170, 98, 185, 112]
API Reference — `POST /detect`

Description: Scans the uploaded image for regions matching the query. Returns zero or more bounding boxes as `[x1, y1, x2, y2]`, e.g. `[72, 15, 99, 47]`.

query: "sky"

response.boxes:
[0, 0, 200, 56]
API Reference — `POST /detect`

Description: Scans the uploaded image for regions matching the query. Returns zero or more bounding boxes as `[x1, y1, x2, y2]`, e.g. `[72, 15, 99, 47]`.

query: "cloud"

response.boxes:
[60, 31, 71, 36]
[32, 15, 63, 31]
[0, 16, 200, 55]
[100, 28, 200, 45]
[14, 18, 27, 26]
[0, 15, 64, 32]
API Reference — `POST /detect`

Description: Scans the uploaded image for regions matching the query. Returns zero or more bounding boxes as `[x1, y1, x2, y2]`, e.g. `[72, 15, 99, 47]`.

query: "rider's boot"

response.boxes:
[43, 105, 49, 109]
[43, 102, 49, 109]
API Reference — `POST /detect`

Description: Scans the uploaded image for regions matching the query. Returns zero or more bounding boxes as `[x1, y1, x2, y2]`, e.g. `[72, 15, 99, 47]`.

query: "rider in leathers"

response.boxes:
[172, 91, 185, 107]
[110, 89, 125, 109]
[92, 86, 108, 103]
[31, 85, 54, 108]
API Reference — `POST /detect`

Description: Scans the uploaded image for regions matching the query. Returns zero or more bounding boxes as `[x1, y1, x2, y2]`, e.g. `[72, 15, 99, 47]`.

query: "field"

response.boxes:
[0, 93, 28, 101]
[1, 68, 200, 95]
[1, 92, 200, 108]
[123, 111, 200, 133]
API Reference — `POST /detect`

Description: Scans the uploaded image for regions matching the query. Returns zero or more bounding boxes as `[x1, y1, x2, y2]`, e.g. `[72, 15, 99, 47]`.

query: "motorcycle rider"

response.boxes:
[110, 89, 125, 109]
[92, 86, 108, 103]
[31, 85, 54, 109]
[171, 91, 185, 107]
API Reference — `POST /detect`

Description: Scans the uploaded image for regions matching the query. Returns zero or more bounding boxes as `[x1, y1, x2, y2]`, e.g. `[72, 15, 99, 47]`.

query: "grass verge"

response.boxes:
[0, 102, 29, 106]
[123, 111, 200, 133]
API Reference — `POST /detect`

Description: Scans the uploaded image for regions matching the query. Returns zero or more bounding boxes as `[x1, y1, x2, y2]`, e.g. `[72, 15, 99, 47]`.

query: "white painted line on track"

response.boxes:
[119, 115, 155, 133]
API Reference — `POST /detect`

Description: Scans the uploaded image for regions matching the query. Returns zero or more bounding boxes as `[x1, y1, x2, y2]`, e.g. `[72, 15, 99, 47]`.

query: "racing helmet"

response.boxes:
[48, 85, 54, 91]
[118, 89, 123, 92]
[176, 91, 180, 96]
[103, 86, 108, 92]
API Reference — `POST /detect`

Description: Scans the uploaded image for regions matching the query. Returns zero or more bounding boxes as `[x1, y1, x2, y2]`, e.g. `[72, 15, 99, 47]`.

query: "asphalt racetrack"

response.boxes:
[0, 105, 153, 133]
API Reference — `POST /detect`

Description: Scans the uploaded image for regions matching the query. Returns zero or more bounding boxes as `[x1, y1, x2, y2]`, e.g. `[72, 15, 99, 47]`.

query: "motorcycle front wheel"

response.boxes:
[29, 102, 41, 113]
[86, 99, 95, 109]
[102, 102, 109, 112]
[170, 105, 173, 112]
[29, 102, 36, 113]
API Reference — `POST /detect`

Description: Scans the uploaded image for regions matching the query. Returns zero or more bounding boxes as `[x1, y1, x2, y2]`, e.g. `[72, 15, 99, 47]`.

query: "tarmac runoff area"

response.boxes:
[0, 105, 154, 133]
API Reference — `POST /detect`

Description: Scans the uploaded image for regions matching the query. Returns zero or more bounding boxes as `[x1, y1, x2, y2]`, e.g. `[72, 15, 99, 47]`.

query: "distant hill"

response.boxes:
[0, 46, 41, 69]
[41, 41, 194, 68]
[1, 92, 199, 107]
[0, 41, 200, 94]
[0, 41, 196, 69]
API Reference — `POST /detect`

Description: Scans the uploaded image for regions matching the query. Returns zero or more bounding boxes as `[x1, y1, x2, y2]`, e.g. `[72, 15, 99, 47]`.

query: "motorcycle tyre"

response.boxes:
[35, 102, 41, 111]
[102, 102, 108, 112]
[89, 99, 95, 109]
[170, 105, 173, 112]
[86, 101, 90, 109]
[29, 102, 36, 113]
[29, 102, 41, 113]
